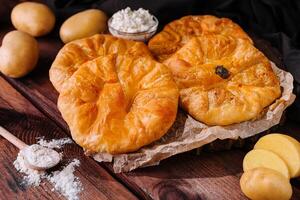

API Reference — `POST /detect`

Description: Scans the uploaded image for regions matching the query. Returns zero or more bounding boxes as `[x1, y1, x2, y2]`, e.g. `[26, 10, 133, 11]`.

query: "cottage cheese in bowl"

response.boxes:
[108, 7, 158, 42]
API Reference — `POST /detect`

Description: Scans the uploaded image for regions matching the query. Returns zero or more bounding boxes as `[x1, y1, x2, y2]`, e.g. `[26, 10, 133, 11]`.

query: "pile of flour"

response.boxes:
[14, 148, 45, 186]
[48, 159, 81, 200]
[23, 144, 61, 169]
[13, 137, 82, 200]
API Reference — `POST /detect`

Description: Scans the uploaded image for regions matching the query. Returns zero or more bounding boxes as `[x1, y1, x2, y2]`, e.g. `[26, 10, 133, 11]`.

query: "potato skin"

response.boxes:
[240, 168, 292, 200]
[11, 2, 55, 37]
[60, 9, 107, 43]
[0, 31, 39, 78]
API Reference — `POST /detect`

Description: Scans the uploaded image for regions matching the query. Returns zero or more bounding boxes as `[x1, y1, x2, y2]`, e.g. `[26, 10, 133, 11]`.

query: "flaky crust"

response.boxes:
[164, 35, 281, 126]
[50, 34, 152, 93]
[50, 35, 179, 154]
[148, 15, 252, 62]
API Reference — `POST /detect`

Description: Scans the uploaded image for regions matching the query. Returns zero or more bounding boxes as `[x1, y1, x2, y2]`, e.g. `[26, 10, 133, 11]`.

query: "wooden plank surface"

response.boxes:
[0, 77, 138, 200]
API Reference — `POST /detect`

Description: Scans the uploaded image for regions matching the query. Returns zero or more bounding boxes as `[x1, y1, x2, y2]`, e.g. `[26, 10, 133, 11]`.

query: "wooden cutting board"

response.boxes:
[0, 19, 300, 200]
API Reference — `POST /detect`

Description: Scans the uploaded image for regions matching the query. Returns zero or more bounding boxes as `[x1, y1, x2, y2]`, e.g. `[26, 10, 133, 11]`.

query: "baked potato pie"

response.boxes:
[50, 35, 179, 154]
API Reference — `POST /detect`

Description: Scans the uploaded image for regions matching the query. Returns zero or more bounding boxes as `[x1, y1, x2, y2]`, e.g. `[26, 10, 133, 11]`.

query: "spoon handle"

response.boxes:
[0, 126, 27, 150]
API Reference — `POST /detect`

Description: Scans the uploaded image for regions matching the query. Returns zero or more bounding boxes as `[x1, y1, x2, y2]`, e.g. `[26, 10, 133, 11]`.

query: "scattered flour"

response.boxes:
[37, 137, 73, 149]
[47, 159, 82, 200]
[13, 138, 82, 200]
[13, 149, 45, 186]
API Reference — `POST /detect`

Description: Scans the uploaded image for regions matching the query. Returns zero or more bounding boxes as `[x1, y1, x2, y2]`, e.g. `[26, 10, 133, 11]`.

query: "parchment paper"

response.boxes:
[93, 62, 296, 173]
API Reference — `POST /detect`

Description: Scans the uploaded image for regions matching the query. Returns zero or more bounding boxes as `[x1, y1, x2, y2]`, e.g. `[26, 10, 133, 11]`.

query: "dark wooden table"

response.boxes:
[1, 6, 300, 200]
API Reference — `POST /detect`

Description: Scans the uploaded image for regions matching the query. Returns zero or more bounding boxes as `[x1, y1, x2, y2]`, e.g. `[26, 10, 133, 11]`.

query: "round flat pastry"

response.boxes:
[50, 34, 152, 93]
[52, 36, 179, 154]
[164, 34, 281, 126]
[148, 15, 252, 62]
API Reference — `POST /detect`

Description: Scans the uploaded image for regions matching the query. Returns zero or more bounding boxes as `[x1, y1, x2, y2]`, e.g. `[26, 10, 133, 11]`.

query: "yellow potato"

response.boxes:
[0, 31, 39, 78]
[254, 133, 300, 178]
[243, 149, 290, 178]
[240, 168, 292, 200]
[11, 2, 55, 37]
[60, 9, 107, 43]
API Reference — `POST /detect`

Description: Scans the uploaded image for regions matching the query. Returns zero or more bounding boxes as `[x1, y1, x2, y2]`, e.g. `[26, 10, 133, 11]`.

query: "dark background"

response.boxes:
[1, 0, 300, 121]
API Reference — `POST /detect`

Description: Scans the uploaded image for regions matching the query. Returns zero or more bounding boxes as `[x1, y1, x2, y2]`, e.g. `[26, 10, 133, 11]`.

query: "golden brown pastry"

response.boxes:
[148, 15, 252, 62]
[50, 34, 152, 93]
[164, 34, 281, 126]
[50, 35, 179, 154]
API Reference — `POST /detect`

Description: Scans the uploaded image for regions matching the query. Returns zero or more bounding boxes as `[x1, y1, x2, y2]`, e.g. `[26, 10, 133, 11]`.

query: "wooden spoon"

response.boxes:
[0, 126, 61, 170]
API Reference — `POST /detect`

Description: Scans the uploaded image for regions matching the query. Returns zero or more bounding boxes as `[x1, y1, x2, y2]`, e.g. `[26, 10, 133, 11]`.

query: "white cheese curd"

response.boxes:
[110, 7, 156, 33]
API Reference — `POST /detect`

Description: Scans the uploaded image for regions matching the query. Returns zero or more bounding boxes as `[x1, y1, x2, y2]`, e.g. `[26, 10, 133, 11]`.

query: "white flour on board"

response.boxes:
[47, 159, 82, 200]
[14, 149, 45, 186]
[13, 138, 82, 200]
[37, 137, 73, 149]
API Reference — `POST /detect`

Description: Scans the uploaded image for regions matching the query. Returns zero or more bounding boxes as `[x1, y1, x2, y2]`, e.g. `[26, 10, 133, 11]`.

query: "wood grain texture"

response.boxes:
[126, 147, 300, 200]
[0, 77, 137, 200]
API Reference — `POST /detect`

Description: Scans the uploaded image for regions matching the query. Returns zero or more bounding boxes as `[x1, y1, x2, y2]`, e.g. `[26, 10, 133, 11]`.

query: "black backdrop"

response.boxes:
[45, 0, 300, 121]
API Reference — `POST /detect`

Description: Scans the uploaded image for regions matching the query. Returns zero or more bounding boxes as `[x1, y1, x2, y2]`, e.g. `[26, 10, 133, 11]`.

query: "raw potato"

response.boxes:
[243, 149, 290, 178]
[11, 2, 55, 37]
[60, 9, 108, 43]
[0, 31, 39, 78]
[240, 168, 292, 200]
[254, 133, 300, 178]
